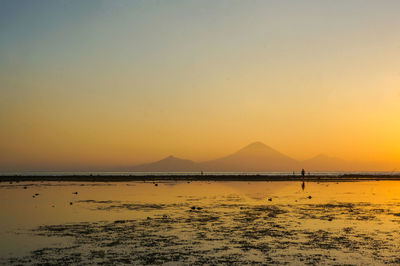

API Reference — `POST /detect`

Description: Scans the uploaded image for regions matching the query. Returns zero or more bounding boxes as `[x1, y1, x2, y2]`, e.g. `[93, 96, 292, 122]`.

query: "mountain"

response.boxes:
[130, 155, 199, 172]
[302, 154, 396, 171]
[128, 142, 383, 172]
[199, 142, 299, 171]
[302, 154, 350, 171]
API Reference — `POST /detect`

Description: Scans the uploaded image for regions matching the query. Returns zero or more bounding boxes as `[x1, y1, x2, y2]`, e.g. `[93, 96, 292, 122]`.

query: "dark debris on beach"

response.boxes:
[4, 199, 400, 265]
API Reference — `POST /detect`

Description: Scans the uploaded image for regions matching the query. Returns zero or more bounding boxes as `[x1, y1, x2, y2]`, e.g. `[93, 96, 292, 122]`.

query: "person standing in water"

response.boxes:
[301, 169, 305, 190]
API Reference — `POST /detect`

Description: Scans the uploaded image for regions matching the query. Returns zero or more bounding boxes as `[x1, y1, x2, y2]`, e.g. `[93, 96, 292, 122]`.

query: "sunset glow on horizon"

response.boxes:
[1, 0, 400, 171]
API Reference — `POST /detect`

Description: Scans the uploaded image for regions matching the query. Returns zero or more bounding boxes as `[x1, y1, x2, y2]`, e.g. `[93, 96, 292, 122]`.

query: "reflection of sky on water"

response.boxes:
[2, 181, 400, 263]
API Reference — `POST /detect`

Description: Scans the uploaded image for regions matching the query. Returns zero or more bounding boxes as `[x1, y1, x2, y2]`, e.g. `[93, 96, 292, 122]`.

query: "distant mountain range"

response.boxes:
[128, 142, 381, 172]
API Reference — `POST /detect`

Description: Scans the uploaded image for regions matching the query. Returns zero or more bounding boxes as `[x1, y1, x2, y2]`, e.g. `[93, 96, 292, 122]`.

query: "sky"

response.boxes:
[1, 0, 400, 171]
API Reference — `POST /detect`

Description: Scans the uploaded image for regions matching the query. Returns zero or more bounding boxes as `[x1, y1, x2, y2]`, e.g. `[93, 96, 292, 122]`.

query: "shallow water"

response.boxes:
[1, 181, 400, 264]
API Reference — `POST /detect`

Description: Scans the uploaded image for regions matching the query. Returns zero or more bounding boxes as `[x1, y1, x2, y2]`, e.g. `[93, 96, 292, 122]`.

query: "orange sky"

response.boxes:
[1, 1, 400, 171]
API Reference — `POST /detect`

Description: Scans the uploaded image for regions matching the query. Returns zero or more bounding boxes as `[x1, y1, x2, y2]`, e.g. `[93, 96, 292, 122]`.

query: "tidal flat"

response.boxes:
[1, 181, 400, 265]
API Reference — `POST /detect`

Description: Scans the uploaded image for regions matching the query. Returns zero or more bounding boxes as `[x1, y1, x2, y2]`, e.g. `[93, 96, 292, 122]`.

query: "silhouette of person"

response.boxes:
[301, 169, 305, 177]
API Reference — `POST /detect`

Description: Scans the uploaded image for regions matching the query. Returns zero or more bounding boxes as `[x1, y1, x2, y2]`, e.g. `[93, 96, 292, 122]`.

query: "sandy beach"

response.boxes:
[2, 180, 400, 265]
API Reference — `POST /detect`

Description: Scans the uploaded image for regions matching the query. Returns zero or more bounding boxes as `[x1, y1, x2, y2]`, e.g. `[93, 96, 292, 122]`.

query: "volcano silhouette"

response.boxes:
[199, 142, 299, 171]
[130, 155, 198, 172]
[130, 142, 300, 172]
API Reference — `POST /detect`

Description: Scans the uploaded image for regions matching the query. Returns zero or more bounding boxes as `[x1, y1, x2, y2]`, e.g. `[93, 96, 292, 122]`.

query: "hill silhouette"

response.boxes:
[302, 154, 350, 171]
[128, 142, 394, 172]
[130, 155, 199, 172]
[199, 142, 299, 171]
[130, 142, 302, 172]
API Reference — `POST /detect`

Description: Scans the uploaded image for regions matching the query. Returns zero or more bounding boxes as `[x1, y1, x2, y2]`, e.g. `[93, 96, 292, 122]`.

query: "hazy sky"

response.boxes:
[1, 0, 400, 170]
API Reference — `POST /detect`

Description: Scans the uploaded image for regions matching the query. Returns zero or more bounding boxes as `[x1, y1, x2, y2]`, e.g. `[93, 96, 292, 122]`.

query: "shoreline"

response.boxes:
[1, 174, 400, 182]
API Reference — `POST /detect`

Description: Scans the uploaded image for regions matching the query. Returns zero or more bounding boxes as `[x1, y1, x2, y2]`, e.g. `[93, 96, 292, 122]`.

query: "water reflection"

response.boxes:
[1, 181, 400, 264]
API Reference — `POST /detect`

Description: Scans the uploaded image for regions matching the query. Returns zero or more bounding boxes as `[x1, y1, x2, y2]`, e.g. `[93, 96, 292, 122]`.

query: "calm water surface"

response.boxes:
[1, 181, 400, 264]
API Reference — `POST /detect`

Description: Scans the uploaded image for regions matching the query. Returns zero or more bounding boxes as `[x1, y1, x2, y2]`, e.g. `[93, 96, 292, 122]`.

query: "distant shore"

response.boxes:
[1, 174, 400, 182]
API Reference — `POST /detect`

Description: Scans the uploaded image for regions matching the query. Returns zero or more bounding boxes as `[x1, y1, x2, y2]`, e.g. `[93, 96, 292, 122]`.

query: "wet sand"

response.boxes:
[2, 181, 400, 265]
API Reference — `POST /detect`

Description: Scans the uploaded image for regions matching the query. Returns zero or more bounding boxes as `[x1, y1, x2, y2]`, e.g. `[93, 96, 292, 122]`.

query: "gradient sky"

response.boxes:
[1, 0, 400, 171]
